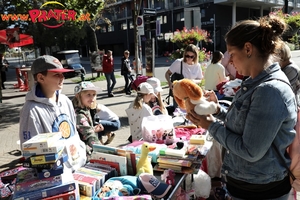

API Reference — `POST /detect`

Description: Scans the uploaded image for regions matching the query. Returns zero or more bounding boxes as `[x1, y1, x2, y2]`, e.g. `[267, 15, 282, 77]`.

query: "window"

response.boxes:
[108, 25, 114, 32]
[121, 22, 127, 30]
[129, 21, 134, 29]
[157, 15, 167, 24]
[176, 12, 184, 22]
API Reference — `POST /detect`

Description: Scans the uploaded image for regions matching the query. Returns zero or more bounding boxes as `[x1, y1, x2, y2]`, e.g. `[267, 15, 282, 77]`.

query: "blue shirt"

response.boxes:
[209, 63, 297, 184]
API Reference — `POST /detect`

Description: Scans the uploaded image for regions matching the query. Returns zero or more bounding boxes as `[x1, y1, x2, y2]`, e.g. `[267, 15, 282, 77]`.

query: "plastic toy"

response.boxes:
[136, 142, 156, 176]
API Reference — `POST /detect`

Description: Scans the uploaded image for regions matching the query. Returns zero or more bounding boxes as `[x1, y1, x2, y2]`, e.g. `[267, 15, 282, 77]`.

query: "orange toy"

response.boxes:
[172, 79, 217, 115]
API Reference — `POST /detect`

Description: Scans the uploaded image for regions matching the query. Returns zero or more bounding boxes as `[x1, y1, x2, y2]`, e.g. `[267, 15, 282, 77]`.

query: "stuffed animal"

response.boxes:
[161, 169, 176, 186]
[136, 142, 156, 176]
[172, 79, 218, 115]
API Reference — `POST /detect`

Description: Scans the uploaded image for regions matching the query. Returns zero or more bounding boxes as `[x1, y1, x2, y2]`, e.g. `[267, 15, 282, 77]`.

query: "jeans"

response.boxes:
[97, 119, 120, 138]
[230, 193, 290, 200]
[123, 73, 131, 93]
[104, 72, 116, 95]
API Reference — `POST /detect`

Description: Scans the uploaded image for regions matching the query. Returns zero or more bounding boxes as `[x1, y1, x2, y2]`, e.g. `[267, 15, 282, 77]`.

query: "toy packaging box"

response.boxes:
[23, 153, 68, 169]
[14, 168, 64, 196]
[22, 139, 64, 156]
[13, 180, 76, 200]
[42, 189, 77, 200]
[22, 132, 62, 149]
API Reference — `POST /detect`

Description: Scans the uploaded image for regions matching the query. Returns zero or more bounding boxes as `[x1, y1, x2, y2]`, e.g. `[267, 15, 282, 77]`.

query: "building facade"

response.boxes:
[95, 0, 300, 56]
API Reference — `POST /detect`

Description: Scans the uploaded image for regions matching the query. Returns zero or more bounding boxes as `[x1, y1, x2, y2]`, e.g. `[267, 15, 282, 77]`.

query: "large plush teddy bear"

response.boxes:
[172, 79, 217, 115]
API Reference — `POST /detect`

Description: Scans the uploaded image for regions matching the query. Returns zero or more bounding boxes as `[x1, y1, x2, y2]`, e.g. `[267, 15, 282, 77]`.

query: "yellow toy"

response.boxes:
[136, 142, 156, 176]
[173, 79, 217, 115]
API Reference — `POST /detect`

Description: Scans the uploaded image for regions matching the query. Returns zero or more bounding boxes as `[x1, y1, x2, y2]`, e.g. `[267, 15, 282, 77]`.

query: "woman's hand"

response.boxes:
[94, 124, 104, 133]
[186, 110, 215, 130]
[204, 90, 219, 104]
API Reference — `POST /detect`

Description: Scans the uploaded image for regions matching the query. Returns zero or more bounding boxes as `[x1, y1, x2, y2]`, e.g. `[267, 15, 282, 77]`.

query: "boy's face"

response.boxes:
[81, 90, 97, 107]
[37, 72, 65, 91]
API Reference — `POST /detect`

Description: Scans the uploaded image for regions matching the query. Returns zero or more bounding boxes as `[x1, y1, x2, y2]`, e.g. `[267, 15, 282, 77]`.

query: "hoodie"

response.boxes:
[19, 83, 86, 172]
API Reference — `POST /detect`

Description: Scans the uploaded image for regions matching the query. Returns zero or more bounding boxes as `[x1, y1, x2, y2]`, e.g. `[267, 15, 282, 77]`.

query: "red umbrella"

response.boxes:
[0, 28, 34, 48]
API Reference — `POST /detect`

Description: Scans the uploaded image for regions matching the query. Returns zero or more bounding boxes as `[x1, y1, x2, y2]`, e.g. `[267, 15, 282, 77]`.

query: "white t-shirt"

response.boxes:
[95, 104, 119, 121]
[126, 102, 153, 141]
[169, 58, 203, 80]
[204, 62, 229, 90]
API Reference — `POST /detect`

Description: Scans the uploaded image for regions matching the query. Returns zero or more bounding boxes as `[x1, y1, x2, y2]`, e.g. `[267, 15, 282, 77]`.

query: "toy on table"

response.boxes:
[136, 142, 156, 176]
[161, 169, 176, 186]
[172, 79, 217, 115]
[93, 173, 172, 199]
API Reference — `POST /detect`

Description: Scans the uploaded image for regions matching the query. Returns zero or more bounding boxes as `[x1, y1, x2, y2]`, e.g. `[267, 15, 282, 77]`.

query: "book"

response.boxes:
[22, 132, 62, 149]
[73, 173, 98, 197]
[158, 163, 182, 171]
[154, 163, 201, 174]
[92, 144, 126, 156]
[89, 159, 120, 176]
[84, 162, 114, 180]
[91, 151, 127, 176]
[77, 180, 95, 197]
[159, 147, 186, 157]
[29, 149, 64, 165]
[157, 157, 192, 167]
[189, 134, 206, 145]
[75, 167, 106, 187]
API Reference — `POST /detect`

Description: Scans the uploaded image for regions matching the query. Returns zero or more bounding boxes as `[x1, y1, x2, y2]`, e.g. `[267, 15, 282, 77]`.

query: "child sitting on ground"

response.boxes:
[90, 103, 120, 145]
[72, 81, 110, 155]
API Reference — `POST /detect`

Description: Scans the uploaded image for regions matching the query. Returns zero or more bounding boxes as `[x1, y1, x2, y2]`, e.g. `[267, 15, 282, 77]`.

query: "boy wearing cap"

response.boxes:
[19, 55, 86, 172]
[125, 82, 156, 142]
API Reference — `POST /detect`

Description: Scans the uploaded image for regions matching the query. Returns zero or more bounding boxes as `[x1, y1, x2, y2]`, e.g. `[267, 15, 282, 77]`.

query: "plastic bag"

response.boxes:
[141, 115, 174, 144]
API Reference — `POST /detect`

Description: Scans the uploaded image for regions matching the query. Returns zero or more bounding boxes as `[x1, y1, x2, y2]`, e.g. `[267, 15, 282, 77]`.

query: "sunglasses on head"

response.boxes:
[185, 55, 194, 59]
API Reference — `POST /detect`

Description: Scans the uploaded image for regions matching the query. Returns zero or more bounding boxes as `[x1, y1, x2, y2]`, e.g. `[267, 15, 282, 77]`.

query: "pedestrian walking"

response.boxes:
[121, 50, 132, 95]
[102, 50, 116, 97]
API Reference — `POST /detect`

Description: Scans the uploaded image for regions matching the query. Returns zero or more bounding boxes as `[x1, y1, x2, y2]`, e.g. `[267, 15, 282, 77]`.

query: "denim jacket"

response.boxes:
[209, 63, 297, 184]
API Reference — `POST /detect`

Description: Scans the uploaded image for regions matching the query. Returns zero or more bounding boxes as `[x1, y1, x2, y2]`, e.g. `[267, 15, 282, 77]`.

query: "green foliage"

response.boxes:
[169, 27, 211, 62]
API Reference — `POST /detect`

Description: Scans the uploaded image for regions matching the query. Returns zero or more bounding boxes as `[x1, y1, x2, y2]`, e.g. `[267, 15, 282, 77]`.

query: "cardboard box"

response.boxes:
[42, 189, 77, 200]
[15, 173, 63, 195]
[22, 140, 64, 155]
[22, 132, 62, 149]
[29, 149, 63, 165]
[23, 153, 68, 169]
[13, 180, 76, 200]
[36, 165, 64, 179]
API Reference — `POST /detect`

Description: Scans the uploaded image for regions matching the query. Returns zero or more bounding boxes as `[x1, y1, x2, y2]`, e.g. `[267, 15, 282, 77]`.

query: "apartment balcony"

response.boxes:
[214, 0, 285, 8]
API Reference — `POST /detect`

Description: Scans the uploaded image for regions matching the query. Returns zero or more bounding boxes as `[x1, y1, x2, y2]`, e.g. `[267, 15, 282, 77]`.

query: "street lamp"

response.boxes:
[210, 14, 216, 52]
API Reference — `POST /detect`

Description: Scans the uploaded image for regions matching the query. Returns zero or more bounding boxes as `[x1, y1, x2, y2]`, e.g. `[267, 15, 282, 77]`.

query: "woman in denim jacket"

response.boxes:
[187, 16, 297, 200]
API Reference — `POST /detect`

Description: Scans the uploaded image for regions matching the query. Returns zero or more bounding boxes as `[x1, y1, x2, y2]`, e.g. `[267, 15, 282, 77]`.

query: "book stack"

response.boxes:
[13, 132, 79, 200]
[73, 163, 117, 198]
[91, 144, 134, 176]
[154, 147, 202, 174]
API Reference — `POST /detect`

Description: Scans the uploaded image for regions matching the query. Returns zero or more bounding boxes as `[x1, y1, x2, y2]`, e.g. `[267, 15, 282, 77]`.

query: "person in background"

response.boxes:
[72, 81, 105, 154]
[204, 51, 229, 91]
[102, 50, 116, 97]
[146, 77, 168, 115]
[125, 82, 156, 142]
[277, 42, 300, 95]
[19, 55, 87, 172]
[222, 51, 244, 80]
[121, 50, 132, 95]
[165, 44, 203, 107]
[187, 15, 297, 200]
[0, 54, 8, 89]
[90, 102, 120, 145]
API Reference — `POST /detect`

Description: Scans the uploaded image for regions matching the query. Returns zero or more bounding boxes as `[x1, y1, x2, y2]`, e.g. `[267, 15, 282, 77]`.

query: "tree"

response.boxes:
[2, 0, 116, 54]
